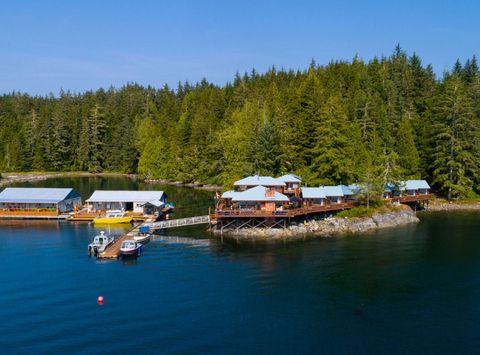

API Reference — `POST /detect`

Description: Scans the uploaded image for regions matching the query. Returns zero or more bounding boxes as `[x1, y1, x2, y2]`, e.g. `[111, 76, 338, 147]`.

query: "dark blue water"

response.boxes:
[1, 177, 480, 354]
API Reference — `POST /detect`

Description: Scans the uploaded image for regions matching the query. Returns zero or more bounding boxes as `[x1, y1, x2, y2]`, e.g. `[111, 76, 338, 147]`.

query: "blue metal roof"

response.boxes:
[322, 186, 344, 197]
[0, 188, 80, 204]
[231, 186, 289, 202]
[403, 180, 430, 190]
[276, 174, 301, 183]
[301, 187, 326, 199]
[338, 184, 354, 195]
[234, 175, 285, 187]
[86, 190, 165, 203]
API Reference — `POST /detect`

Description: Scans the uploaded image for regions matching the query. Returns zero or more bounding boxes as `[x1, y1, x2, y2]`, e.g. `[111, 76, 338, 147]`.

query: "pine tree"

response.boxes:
[396, 114, 420, 178]
[430, 75, 479, 199]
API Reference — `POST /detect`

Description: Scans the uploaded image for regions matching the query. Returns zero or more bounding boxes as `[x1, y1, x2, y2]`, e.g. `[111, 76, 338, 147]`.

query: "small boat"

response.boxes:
[88, 231, 114, 256]
[119, 240, 143, 257]
[94, 210, 133, 224]
[133, 233, 150, 244]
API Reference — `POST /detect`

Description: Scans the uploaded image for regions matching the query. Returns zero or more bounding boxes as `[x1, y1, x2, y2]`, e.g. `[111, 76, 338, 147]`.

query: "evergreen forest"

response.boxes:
[1, 47, 480, 199]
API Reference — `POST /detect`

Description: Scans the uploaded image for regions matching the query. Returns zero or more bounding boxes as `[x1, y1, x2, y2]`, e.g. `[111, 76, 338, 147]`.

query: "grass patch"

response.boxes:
[336, 205, 400, 218]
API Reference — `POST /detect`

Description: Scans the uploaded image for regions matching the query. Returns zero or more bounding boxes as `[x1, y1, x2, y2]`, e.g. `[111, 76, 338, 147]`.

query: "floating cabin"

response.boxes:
[212, 175, 433, 233]
[86, 190, 167, 215]
[0, 188, 82, 217]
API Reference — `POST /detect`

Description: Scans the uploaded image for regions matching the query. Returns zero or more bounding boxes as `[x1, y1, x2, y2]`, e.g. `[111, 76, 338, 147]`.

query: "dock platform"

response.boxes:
[98, 223, 145, 259]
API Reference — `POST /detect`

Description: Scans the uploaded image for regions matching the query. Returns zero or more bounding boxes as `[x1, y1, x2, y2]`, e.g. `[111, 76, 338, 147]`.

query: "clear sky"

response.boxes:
[1, 0, 478, 95]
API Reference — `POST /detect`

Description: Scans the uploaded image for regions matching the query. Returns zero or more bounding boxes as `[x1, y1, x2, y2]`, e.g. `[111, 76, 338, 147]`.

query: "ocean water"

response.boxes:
[1, 177, 480, 354]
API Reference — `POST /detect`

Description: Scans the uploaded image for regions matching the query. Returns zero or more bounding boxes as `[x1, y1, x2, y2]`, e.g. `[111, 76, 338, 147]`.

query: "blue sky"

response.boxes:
[1, 0, 478, 95]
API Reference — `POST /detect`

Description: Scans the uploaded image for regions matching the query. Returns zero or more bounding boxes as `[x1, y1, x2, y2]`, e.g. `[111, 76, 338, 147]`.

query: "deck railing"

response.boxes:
[213, 202, 354, 218]
[0, 209, 59, 216]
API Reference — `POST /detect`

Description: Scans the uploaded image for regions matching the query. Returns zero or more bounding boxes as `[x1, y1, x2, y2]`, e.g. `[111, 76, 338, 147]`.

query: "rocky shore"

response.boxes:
[213, 207, 420, 242]
[427, 200, 480, 211]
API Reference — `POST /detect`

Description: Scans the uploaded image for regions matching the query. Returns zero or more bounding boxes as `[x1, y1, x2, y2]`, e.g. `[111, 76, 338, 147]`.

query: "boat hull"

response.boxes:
[93, 217, 133, 224]
[120, 247, 142, 257]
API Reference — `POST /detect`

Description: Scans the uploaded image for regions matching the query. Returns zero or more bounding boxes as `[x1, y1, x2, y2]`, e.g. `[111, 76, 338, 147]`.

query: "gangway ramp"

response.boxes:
[147, 215, 210, 230]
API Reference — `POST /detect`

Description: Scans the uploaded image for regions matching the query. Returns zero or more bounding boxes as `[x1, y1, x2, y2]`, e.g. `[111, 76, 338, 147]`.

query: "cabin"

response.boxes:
[0, 188, 82, 214]
[276, 174, 302, 196]
[402, 180, 431, 196]
[322, 186, 345, 204]
[233, 175, 285, 192]
[86, 190, 167, 215]
[338, 185, 355, 202]
[301, 187, 326, 206]
[221, 185, 289, 212]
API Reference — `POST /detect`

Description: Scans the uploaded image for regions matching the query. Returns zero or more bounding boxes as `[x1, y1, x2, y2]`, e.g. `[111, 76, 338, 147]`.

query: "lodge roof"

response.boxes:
[230, 186, 289, 202]
[276, 174, 302, 183]
[338, 184, 354, 196]
[403, 180, 431, 190]
[233, 175, 285, 187]
[301, 187, 326, 199]
[0, 188, 80, 204]
[86, 190, 166, 203]
[322, 186, 344, 197]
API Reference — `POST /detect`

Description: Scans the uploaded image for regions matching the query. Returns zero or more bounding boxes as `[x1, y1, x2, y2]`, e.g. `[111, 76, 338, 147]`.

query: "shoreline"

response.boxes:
[212, 207, 420, 242]
[0, 172, 222, 191]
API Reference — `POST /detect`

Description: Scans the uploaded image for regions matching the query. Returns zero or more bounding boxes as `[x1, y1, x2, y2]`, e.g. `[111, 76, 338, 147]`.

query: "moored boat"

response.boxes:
[88, 231, 114, 256]
[119, 240, 143, 257]
[93, 210, 133, 224]
[133, 233, 150, 244]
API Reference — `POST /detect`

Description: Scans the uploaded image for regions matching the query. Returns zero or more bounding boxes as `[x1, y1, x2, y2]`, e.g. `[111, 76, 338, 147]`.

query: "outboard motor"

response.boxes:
[93, 246, 98, 256]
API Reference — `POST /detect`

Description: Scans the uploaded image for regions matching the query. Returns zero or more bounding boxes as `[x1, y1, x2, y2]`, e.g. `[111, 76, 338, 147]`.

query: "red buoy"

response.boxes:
[97, 295, 104, 305]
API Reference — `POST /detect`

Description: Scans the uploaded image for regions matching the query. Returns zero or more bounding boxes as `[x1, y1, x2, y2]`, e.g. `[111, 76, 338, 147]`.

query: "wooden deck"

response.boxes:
[211, 202, 354, 219]
[97, 224, 144, 259]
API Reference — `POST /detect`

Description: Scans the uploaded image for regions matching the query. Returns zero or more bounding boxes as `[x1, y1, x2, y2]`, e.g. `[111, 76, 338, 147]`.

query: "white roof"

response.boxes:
[276, 174, 301, 183]
[234, 175, 285, 187]
[403, 180, 430, 190]
[221, 190, 237, 199]
[0, 188, 79, 204]
[301, 187, 326, 199]
[87, 190, 165, 203]
[231, 186, 289, 202]
[322, 186, 344, 197]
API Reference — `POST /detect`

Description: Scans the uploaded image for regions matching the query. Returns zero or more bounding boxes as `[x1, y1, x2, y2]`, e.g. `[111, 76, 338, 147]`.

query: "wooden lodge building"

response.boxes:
[0, 188, 82, 218]
[212, 175, 433, 233]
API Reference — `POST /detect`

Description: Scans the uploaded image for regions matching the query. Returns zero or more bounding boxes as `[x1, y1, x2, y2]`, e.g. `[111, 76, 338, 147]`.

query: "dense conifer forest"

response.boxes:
[1, 47, 479, 199]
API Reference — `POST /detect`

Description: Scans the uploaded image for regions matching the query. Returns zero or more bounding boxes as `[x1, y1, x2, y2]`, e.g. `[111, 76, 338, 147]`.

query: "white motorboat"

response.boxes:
[88, 231, 114, 256]
[119, 240, 143, 257]
[133, 233, 150, 244]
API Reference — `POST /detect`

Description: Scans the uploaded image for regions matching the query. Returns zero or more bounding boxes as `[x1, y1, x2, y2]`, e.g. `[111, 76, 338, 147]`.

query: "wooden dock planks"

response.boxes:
[97, 224, 143, 259]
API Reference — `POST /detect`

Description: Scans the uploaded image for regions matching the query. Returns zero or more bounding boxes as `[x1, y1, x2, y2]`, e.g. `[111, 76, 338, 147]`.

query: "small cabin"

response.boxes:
[301, 187, 326, 206]
[0, 187, 82, 213]
[86, 190, 167, 214]
[277, 174, 302, 196]
[338, 185, 355, 202]
[322, 186, 345, 204]
[233, 175, 285, 193]
[402, 180, 431, 196]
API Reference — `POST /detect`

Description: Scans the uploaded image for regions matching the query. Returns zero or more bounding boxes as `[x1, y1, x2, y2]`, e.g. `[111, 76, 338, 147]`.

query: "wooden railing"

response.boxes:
[213, 202, 354, 219]
[0, 209, 59, 216]
[387, 194, 434, 203]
